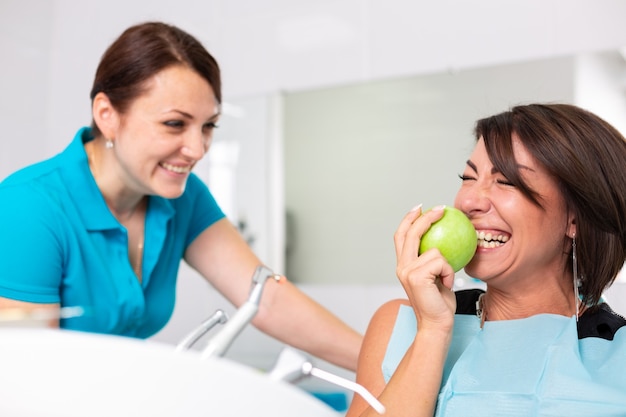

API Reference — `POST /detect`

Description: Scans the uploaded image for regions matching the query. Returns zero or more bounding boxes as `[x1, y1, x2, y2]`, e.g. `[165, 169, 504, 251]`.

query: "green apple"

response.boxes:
[419, 206, 477, 272]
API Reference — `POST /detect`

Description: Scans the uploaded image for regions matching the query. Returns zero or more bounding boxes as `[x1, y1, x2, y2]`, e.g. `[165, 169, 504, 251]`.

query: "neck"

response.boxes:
[85, 138, 145, 221]
[478, 282, 581, 326]
[108, 196, 146, 223]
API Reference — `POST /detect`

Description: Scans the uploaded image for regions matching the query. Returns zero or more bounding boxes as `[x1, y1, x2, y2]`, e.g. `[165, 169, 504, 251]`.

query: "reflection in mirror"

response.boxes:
[282, 51, 626, 285]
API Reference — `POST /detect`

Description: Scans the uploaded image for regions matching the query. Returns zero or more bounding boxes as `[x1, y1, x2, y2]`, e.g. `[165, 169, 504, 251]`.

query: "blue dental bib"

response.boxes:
[382, 291, 626, 416]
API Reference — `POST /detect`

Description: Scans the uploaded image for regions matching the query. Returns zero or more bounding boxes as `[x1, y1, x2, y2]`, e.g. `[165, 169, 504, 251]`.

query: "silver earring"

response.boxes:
[572, 233, 580, 320]
[105, 139, 114, 149]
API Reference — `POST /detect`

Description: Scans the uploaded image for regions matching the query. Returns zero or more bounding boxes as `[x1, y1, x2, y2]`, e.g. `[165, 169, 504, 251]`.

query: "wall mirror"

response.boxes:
[216, 50, 626, 286]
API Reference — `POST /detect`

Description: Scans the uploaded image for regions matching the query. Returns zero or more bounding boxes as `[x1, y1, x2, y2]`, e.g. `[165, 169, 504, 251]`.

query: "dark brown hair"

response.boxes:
[475, 103, 626, 307]
[89, 21, 221, 137]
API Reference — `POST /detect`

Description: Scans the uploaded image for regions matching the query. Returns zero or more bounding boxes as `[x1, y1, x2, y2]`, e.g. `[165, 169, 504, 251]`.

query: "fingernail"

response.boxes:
[410, 204, 423, 212]
[431, 204, 446, 211]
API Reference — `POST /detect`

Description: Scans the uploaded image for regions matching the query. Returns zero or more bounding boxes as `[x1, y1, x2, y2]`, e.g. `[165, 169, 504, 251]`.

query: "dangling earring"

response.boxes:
[105, 139, 114, 149]
[572, 233, 580, 320]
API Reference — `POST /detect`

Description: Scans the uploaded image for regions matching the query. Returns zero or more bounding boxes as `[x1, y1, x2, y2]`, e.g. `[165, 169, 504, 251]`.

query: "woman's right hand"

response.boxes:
[347, 206, 458, 417]
[394, 205, 456, 333]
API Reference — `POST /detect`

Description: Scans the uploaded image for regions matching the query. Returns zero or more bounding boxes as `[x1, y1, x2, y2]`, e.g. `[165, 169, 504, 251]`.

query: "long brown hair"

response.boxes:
[475, 103, 626, 306]
[89, 21, 221, 137]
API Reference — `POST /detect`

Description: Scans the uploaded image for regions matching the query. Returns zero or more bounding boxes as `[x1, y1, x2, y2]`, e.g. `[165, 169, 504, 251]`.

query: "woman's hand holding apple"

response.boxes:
[394, 205, 456, 334]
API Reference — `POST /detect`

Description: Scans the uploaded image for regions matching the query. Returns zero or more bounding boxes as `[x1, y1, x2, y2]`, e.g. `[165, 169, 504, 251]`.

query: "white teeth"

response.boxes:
[476, 230, 510, 248]
[161, 162, 190, 174]
[478, 240, 504, 248]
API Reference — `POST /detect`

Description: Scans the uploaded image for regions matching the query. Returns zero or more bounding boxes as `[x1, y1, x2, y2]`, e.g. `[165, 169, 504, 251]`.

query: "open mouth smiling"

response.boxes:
[477, 230, 510, 248]
[160, 162, 191, 174]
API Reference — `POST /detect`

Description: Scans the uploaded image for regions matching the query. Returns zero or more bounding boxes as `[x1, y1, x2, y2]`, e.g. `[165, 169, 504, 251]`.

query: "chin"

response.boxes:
[156, 185, 186, 199]
[463, 260, 483, 281]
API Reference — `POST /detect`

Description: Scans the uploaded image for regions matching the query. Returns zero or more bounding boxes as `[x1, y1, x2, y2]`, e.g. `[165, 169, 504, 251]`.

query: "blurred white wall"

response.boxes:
[3, 0, 626, 176]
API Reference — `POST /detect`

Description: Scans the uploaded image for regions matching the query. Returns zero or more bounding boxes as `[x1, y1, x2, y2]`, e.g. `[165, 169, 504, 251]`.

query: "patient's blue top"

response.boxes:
[0, 127, 225, 338]
[383, 289, 626, 416]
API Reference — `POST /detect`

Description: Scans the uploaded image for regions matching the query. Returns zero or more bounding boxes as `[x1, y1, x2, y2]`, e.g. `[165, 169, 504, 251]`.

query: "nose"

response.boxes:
[181, 130, 211, 160]
[454, 180, 491, 218]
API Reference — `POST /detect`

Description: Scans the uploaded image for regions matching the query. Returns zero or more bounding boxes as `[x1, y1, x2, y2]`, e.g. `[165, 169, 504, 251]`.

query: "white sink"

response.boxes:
[0, 328, 341, 417]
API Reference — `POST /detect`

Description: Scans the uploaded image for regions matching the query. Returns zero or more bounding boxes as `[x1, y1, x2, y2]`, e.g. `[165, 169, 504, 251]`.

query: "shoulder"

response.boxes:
[363, 299, 410, 348]
[0, 144, 72, 211]
[0, 167, 65, 219]
[578, 302, 626, 341]
[1, 130, 82, 188]
[0, 158, 58, 189]
[371, 298, 410, 321]
[366, 299, 415, 348]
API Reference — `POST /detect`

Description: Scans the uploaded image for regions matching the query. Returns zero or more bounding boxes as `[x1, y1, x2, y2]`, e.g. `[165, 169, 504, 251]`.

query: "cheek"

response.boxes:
[453, 184, 472, 211]
[453, 192, 463, 210]
[499, 194, 523, 211]
[204, 137, 213, 154]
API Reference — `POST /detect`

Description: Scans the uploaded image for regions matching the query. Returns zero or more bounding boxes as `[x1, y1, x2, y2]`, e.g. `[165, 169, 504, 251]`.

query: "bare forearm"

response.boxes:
[253, 278, 362, 371]
[362, 329, 450, 417]
[0, 297, 60, 328]
[185, 221, 362, 370]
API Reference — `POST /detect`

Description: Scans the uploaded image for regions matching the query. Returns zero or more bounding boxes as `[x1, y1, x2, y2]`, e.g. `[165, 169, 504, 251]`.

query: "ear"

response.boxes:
[567, 212, 576, 239]
[92, 92, 119, 141]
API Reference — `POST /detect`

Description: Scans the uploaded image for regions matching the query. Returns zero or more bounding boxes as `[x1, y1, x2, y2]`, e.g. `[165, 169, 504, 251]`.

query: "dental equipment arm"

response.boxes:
[201, 265, 281, 359]
[269, 347, 386, 415]
[175, 309, 228, 352]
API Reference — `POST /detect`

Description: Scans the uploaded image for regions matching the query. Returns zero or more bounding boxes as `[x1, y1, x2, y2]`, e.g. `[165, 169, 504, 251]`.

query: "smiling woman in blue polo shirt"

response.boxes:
[0, 21, 361, 372]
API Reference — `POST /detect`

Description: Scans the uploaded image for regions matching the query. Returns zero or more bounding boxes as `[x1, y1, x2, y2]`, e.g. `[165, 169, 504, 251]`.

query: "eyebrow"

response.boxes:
[171, 109, 193, 119]
[168, 109, 221, 122]
[465, 159, 536, 174]
[466, 160, 478, 172]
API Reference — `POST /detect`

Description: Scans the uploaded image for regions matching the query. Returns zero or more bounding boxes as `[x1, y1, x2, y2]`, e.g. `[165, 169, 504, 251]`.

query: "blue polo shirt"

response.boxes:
[0, 127, 225, 338]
